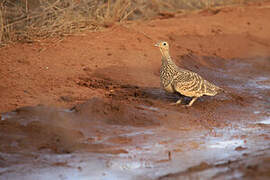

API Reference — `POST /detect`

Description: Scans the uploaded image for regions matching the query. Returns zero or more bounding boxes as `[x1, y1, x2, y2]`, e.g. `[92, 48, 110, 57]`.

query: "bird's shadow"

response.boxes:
[76, 76, 193, 104]
[139, 87, 192, 104]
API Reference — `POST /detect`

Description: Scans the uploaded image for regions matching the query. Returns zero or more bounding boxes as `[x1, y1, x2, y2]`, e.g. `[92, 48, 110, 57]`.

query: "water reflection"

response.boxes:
[208, 139, 244, 149]
[259, 118, 270, 125]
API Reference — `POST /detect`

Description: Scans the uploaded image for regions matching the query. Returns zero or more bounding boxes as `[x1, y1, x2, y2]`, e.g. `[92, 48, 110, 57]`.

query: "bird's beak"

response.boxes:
[154, 43, 159, 47]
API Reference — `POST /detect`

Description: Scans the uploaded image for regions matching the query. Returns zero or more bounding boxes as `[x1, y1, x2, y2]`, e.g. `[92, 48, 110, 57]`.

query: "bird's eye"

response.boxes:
[163, 42, 167, 46]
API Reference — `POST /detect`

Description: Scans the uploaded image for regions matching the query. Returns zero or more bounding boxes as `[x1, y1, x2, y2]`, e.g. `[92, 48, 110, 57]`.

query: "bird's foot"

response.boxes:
[170, 99, 182, 106]
[183, 104, 192, 108]
[185, 97, 198, 107]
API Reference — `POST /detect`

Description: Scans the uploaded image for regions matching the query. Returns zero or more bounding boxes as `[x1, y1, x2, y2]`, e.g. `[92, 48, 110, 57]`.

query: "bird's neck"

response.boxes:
[160, 49, 175, 65]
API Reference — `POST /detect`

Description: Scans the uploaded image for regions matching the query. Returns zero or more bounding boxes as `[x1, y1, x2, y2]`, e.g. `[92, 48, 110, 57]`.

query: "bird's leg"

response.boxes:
[170, 99, 182, 106]
[186, 97, 198, 107]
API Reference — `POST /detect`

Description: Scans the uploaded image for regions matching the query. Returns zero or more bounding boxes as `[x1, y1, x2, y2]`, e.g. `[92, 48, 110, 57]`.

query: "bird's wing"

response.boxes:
[172, 70, 204, 97]
[172, 70, 221, 97]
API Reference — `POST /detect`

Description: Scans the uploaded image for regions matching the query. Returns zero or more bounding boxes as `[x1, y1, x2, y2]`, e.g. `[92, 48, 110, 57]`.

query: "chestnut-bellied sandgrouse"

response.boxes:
[155, 41, 224, 107]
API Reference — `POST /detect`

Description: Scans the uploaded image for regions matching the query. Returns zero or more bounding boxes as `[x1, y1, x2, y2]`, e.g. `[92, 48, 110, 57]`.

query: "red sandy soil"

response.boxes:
[1, 2, 270, 113]
[0, 2, 270, 180]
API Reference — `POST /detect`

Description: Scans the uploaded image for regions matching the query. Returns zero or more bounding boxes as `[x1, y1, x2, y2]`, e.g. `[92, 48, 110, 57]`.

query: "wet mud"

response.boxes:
[1, 55, 270, 179]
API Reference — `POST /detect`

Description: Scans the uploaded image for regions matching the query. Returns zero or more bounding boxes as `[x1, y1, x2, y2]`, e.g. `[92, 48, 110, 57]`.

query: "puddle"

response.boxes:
[258, 118, 270, 125]
[208, 139, 244, 149]
[1, 107, 270, 180]
[109, 159, 154, 170]
[248, 76, 270, 90]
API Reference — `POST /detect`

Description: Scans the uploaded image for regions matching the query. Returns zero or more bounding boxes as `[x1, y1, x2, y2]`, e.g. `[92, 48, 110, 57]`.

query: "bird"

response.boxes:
[155, 41, 224, 107]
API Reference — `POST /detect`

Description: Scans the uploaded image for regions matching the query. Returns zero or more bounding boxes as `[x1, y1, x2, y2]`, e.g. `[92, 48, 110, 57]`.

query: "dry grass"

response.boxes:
[0, 8, 3, 44]
[0, 0, 265, 45]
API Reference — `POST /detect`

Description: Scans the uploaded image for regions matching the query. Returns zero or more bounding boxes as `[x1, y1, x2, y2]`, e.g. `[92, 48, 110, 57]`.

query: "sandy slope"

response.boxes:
[1, 2, 270, 113]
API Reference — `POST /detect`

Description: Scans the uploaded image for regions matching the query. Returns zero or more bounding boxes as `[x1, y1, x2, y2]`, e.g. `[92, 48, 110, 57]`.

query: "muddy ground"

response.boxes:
[0, 2, 270, 180]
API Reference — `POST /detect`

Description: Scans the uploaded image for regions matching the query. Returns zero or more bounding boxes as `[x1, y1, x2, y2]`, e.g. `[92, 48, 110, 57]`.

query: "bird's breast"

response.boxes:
[164, 84, 174, 93]
[160, 67, 175, 93]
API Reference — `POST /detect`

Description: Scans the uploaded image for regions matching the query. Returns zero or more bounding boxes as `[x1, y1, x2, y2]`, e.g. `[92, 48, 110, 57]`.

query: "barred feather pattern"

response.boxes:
[160, 56, 222, 98]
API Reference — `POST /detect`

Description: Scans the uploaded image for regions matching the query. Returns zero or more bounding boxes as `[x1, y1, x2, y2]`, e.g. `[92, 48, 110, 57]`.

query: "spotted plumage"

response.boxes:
[155, 41, 223, 106]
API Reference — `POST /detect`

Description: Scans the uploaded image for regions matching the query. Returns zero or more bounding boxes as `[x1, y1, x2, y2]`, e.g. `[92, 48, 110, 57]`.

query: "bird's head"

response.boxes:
[155, 41, 169, 51]
[155, 41, 170, 58]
